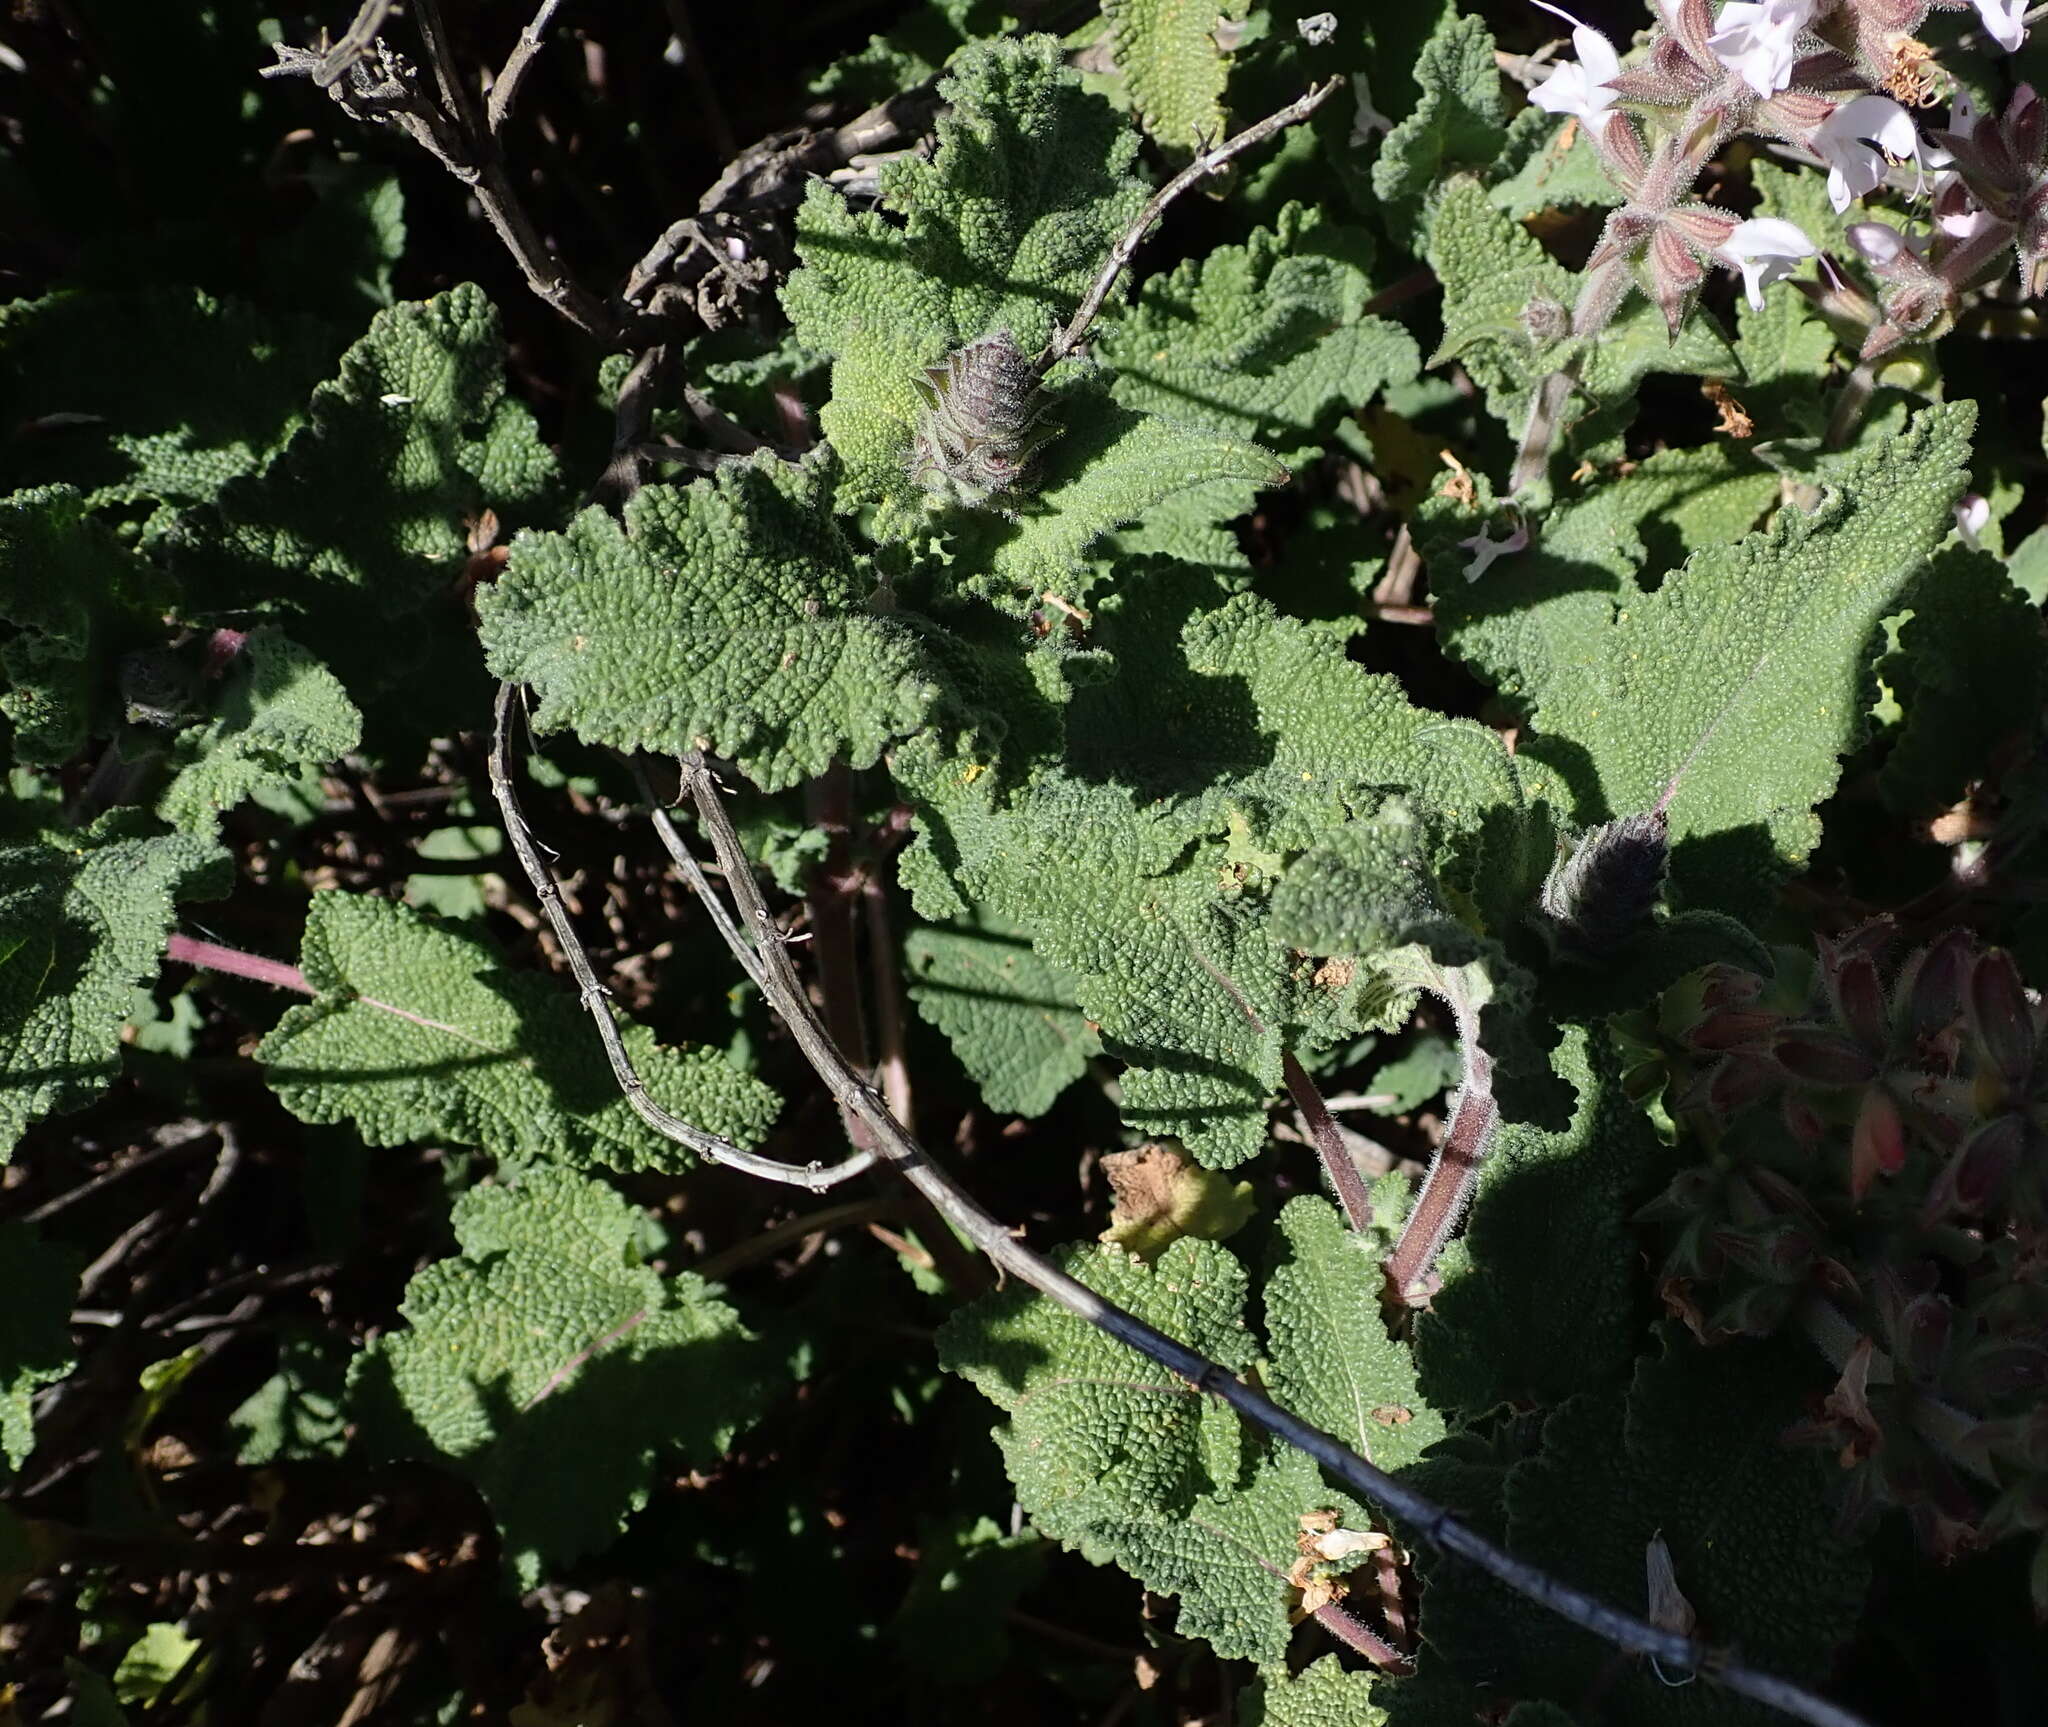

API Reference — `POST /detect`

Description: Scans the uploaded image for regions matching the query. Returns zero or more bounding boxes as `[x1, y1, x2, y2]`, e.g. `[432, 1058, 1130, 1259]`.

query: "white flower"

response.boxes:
[1955, 495, 1990, 550]
[1949, 88, 1981, 143]
[1350, 71, 1392, 144]
[1716, 217, 1818, 309]
[1459, 521, 1530, 582]
[1846, 221, 1926, 267]
[1707, 0, 1817, 98]
[1973, 0, 2028, 53]
[1527, 2, 1621, 139]
[1814, 94, 1925, 213]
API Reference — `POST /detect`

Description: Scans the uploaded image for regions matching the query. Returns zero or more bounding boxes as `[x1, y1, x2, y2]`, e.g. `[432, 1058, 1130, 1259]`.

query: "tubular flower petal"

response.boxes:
[1717, 216, 1818, 310]
[1815, 94, 1927, 213]
[1707, 0, 1817, 98]
[1528, 2, 1622, 138]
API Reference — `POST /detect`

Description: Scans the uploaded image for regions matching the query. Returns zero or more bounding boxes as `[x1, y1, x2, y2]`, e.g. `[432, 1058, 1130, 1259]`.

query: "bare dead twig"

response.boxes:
[313, 0, 398, 89]
[264, 5, 622, 343]
[646, 752, 1870, 1727]
[690, 1197, 895, 1284]
[1038, 78, 1343, 373]
[488, 685, 877, 1192]
[486, 0, 570, 135]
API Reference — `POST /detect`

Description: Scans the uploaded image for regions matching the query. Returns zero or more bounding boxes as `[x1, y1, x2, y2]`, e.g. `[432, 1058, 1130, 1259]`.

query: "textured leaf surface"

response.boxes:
[1436, 403, 1973, 910]
[1242, 1655, 1386, 1727]
[1263, 1197, 1443, 1469]
[1417, 1028, 1671, 1414]
[937, 1238, 1254, 1525]
[899, 568, 1515, 1163]
[0, 1221, 77, 1472]
[1879, 548, 2047, 818]
[1370, 12, 1506, 208]
[1105, 0, 1248, 151]
[158, 629, 362, 832]
[257, 893, 780, 1170]
[1421, 1336, 1869, 1723]
[167, 285, 556, 730]
[478, 453, 933, 790]
[963, 394, 1286, 602]
[904, 908, 1099, 1116]
[1486, 110, 1623, 220]
[0, 813, 225, 1157]
[1068, 1447, 1369, 1664]
[0, 287, 332, 510]
[943, 1239, 1379, 1665]
[783, 37, 1146, 526]
[351, 1166, 779, 1583]
[888, 1514, 1046, 1687]
[0, 487, 164, 764]
[1425, 180, 1736, 443]
[1101, 205, 1421, 468]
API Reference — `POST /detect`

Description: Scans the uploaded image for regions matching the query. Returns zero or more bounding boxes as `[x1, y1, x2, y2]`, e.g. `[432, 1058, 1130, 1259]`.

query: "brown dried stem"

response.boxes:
[646, 749, 1871, 1727]
[1037, 78, 1343, 373]
[488, 685, 876, 1192]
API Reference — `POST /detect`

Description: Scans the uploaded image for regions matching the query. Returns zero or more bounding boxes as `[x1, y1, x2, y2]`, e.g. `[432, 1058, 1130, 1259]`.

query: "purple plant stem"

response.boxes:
[1283, 1050, 1374, 1233]
[166, 933, 311, 996]
[1383, 1000, 1497, 1304]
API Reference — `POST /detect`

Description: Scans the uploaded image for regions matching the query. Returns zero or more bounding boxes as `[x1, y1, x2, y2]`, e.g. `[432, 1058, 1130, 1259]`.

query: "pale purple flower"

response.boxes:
[1707, 0, 1817, 99]
[1847, 221, 1925, 267]
[1459, 521, 1530, 582]
[1973, 0, 2028, 53]
[1814, 94, 1925, 213]
[1528, 1, 1621, 139]
[1716, 217, 1818, 310]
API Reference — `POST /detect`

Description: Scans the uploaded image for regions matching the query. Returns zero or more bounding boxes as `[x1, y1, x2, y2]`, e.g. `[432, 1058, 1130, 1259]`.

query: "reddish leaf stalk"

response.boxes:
[1384, 996, 1498, 1305]
[1283, 1050, 1374, 1233]
[165, 933, 311, 996]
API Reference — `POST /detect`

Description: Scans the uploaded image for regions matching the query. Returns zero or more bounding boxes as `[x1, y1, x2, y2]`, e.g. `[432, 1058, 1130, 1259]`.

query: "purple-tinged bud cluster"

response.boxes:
[908, 332, 1060, 509]
[1643, 919, 2048, 1596]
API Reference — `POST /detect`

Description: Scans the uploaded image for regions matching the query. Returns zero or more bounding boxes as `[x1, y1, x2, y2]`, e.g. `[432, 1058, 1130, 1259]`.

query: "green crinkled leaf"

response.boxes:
[1100, 203, 1421, 469]
[477, 452, 933, 791]
[812, 0, 1016, 104]
[1, 1220, 78, 1473]
[167, 284, 557, 735]
[256, 892, 780, 1171]
[960, 393, 1286, 602]
[228, 1335, 349, 1465]
[888, 1514, 1047, 1688]
[1486, 109, 1624, 221]
[1420, 1335, 1869, 1723]
[937, 1237, 1255, 1526]
[1242, 1655, 1387, 1727]
[0, 812, 226, 1158]
[942, 1236, 1384, 1667]
[1424, 179, 1737, 448]
[1436, 403, 1973, 912]
[1370, 11, 1506, 209]
[1879, 548, 2047, 818]
[899, 568, 1516, 1164]
[782, 36, 1147, 526]
[158, 629, 362, 833]
[1064, 1446, 1369, 1664]
[1104, 0, 1249, 152]
[0, 287, 333, 512]
[349, 1165, 780, 1585]
[1264, 1197, 1444, 1468]
[904, 908, 1099, 1117]
[0, 486, 166, 764]
[1416, 1027, 1671, 1414]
